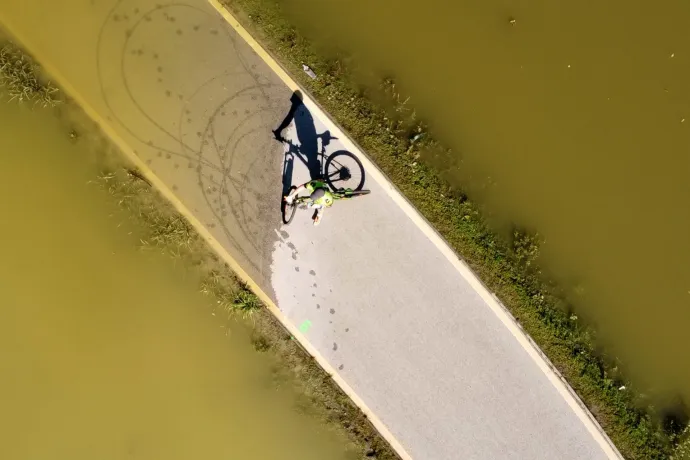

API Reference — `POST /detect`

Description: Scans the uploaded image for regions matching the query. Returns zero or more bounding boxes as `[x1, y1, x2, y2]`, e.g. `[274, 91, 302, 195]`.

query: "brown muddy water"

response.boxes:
[277, 0, 690, 401]
[0, 101, 353, 459]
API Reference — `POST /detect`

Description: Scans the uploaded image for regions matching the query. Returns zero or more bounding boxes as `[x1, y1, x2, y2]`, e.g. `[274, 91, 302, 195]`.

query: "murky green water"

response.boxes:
[277, 0, 690, 402]
[0, 101, 352, 459]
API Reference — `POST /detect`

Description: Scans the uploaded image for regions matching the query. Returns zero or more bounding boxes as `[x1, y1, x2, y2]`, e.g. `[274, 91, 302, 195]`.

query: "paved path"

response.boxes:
[0, 1, 621, 459]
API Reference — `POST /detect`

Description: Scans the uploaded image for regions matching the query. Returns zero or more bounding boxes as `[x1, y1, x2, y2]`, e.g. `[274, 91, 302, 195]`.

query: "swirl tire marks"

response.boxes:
[96, 0, 289, 289]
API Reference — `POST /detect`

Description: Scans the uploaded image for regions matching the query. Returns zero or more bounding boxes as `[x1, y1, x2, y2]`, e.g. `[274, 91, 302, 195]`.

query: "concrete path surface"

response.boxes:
[0, 1, 621, 459]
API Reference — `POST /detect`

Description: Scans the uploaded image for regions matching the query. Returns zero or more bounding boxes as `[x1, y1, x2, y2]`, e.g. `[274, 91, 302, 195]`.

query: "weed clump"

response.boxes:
[0, 42, 59, 107]
[200, 270, 262, 318]
[672, 427, 690, 459]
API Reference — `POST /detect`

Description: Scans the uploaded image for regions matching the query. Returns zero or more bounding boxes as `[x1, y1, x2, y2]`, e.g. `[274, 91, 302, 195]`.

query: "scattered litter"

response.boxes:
[302, 64, 317, 80]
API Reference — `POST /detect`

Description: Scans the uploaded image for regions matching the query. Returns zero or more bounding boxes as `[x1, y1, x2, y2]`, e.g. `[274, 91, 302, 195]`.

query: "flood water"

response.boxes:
[277, 0, 690, 402]
[0, 101, 352, 459]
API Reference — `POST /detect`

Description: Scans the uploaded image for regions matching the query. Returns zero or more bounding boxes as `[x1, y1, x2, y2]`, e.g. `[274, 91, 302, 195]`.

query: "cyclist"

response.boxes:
[284, 180, 334, 226]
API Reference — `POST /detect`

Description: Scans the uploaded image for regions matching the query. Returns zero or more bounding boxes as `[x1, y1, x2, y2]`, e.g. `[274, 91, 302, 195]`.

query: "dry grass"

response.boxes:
[0, 42, 60, 107]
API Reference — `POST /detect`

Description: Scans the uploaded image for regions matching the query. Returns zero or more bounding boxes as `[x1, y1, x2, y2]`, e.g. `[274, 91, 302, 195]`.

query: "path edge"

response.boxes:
[205, 1, 625, 459]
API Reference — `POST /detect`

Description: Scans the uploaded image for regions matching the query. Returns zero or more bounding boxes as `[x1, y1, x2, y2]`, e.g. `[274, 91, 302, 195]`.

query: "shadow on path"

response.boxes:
[274, 90, 325, 195]
[273, 90, 366, 214]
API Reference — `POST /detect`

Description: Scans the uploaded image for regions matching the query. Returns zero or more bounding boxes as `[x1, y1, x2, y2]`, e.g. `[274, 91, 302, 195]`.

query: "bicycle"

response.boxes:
[281, 184, 371, 225]
[276, 130, 366, 192]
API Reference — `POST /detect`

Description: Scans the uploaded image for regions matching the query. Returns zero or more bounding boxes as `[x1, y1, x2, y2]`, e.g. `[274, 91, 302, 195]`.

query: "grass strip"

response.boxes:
[218, 1, 687, 458]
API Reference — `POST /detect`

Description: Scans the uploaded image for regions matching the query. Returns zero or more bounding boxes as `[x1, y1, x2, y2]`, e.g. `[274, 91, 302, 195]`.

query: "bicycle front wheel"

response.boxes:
[282, 186, 298, 225]
[324, 151, 365, 192]
[282, 202, 297, 225]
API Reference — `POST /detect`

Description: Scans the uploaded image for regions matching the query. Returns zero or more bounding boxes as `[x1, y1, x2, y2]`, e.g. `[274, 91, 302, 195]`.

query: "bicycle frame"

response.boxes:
[290, 183, 357, 203]
[282, 182, 369, 225]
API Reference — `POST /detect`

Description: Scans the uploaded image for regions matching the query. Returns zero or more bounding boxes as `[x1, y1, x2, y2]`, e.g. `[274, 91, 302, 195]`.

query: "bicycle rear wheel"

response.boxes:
[324, 150, 365, 191]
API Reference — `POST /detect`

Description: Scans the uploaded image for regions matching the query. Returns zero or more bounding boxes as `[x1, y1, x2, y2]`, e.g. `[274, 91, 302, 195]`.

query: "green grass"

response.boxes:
[672, 427, 690, 460]
[0, 42, 59, 107]
[221, 0, 685, 458]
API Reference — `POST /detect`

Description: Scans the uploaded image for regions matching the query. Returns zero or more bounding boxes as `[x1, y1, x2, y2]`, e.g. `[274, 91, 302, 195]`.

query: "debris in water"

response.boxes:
[509, 17, 516, 26]
[126, 169, 152, 186]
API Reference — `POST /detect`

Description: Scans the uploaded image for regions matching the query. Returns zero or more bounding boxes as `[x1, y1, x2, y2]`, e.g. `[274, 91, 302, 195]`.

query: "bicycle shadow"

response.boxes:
[274, 90, 365, 217]
[274, 90, 336, 198]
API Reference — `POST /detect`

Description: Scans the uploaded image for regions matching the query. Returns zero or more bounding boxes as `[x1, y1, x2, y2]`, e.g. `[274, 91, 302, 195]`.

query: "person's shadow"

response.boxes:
[273, 90, 333, 200]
